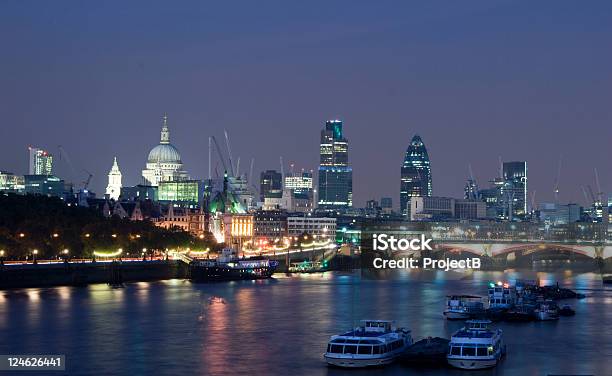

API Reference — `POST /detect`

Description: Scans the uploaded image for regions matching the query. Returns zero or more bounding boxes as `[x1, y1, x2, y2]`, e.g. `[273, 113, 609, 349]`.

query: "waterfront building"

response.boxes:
[260, 170, 282, 202]
[318, 120, 353, 209]
[502, 161, 528, 220]
[23, 175, 64, 197]
[154, 205, 205, 236]
[142, 114, 189, 186]
[410, 196, 486, 221]
[0, 171, 25, 193]
[28, 147, 53, 175]
[400, 135, 432, 217]
[287, 216, 336, 238]
[158, 180, 207, 206]
[410, 196, 453, 221]
[105, 157, 122, 200]
[253, 210, 288, 241]
[454, 199, 487, 220]
[538, 202, 581, 225]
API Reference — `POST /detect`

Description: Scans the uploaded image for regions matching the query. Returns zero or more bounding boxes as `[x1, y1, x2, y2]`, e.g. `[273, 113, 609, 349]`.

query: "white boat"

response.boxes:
[444, 295, 485, 320]
[447, 320, 505, 370]
[488, 281, 517, 309]
[534, 301, 560, 321]
[324, 320, 412, 368]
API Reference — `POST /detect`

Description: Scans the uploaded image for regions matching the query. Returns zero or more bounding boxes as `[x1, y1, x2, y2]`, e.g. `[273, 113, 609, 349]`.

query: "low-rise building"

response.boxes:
[287, 216, 336, 238]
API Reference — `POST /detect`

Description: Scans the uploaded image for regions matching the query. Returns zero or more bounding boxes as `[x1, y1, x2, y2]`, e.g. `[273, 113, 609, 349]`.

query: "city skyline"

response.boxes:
[1, 1, 612, 207]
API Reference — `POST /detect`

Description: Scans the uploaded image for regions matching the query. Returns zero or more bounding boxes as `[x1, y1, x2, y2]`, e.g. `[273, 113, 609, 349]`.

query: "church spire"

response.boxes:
[111, 156, 120, 172]
[160, 113, 170, 144]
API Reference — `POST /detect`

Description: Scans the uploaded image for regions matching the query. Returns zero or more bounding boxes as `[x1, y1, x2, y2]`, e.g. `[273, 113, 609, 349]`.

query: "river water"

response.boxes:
[0, 270, 610, 376]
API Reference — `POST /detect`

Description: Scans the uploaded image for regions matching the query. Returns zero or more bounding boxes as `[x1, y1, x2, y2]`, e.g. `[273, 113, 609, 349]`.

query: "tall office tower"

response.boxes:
[260, 169, 282, 201]
[106, 156, 122, 200]
[318, 120, 353, 209]
[400, 135, 432, 216]
[28, 147, 53, 175]
[502, 161, 527, 220]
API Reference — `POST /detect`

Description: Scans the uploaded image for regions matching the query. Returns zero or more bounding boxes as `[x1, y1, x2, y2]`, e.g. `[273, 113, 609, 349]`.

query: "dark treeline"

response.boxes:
[0, 194, 215, 260]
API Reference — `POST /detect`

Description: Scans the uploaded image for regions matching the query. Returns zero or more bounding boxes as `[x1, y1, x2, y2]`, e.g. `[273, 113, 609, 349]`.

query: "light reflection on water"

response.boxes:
[0, 272, 609, 376]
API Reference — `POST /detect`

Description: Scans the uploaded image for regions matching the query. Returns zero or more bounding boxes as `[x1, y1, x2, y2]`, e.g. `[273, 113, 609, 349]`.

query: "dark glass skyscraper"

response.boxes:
[502, 161, 528, 220]
[318, 120, 352, 209]
[400, 134, 432, 216]
[259, 169, 282, 201]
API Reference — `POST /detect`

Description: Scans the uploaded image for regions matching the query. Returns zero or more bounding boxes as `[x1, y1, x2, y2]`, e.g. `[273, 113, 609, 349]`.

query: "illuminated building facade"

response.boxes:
[0, 171, 25, 193]
[318, 120, 352, 209]
[284, 171, 313, 195]
[158, 180, 206, 205]
[28, 147, 53, 175]
[400, 135, 432, 216]
[142, 114, 189, 186]
[105, 157, 122, 200]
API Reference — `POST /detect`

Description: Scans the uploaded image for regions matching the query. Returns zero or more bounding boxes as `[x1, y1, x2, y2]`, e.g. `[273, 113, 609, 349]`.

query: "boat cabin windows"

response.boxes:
[462, 345, 476, 356]
[327, 339, 401, 356]
[449, 343, 498, 357]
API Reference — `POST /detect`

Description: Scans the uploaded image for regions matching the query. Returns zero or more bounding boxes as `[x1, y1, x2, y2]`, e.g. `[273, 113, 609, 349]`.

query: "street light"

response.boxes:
[33, 249, 38, 264]
[19, 233, 25, 238]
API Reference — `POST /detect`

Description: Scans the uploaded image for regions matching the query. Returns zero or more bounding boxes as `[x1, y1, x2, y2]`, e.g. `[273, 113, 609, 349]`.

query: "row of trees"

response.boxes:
[0, 194, 216, 260]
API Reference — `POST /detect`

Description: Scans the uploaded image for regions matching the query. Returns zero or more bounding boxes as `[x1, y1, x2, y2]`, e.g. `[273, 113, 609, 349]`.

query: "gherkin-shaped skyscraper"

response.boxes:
[400, 135, 432, 216]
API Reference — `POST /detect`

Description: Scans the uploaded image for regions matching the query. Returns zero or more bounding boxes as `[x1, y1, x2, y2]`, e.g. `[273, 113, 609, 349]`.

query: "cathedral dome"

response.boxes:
[146, 114, 182, 164]
[148, 144, 181, 163]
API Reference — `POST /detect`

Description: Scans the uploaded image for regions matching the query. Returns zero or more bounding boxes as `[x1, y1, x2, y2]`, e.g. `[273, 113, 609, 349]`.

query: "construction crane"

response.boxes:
[553, 155, 562, 203]
[594, 168, 603, 203]
[210, 136, 229, 174]
[82, 170, 93, 191]
[248, 158, 255, 186]
[223, 130, 235, 177]
[57, 145, 77, 183]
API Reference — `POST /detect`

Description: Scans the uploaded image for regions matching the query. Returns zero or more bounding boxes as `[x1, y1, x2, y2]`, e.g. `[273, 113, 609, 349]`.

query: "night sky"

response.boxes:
[1, 1, 611, 208]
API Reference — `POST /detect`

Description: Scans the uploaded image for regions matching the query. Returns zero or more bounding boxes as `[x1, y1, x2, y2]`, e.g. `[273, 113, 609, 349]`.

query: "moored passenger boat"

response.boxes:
[324, 320, 412, 368]
[534, 300, 560, 321]
[447, 320, 505, 370]
[190, 248, 277, 281]
[488, 281, 517, 309]
[444, 295, 485, 320]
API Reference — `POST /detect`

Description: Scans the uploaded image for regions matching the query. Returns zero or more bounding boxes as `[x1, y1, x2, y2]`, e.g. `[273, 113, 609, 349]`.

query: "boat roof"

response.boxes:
[447, 295, 482, 299]
[452, 330, 495, 339]
[339, 330, 389, 338]
[360, 319, 393, 323]
[466, 319, 491, 324]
